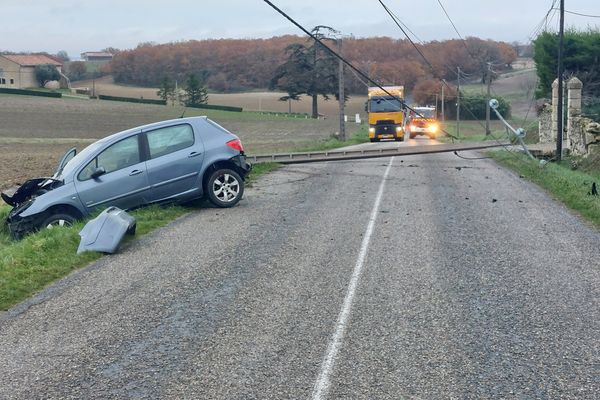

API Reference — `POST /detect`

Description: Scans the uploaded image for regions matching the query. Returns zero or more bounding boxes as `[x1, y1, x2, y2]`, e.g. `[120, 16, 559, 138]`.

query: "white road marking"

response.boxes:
[312, 157, 395, 400]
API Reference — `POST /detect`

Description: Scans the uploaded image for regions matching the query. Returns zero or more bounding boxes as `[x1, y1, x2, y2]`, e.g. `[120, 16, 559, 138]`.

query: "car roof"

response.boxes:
[99, 116, 209, 144]
[59, 117, 212, 179]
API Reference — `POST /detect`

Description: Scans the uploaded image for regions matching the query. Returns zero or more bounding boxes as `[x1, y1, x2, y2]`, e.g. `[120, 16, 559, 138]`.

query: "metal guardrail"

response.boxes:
[247, 141, 510, 164]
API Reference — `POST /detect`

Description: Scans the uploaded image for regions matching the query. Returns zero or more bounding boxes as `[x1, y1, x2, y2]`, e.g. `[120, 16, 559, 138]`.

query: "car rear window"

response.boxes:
[146, 124, 195, 159]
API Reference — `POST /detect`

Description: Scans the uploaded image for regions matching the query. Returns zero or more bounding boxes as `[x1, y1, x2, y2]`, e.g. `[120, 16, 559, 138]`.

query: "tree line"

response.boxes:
[534, 29, 600, 98]
[107, 35, 517, 95]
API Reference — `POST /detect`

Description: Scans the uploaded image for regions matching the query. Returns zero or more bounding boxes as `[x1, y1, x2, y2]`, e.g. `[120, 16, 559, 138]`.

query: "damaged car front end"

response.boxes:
[3, 144, 83, 239]
[3, 178, 67, 239]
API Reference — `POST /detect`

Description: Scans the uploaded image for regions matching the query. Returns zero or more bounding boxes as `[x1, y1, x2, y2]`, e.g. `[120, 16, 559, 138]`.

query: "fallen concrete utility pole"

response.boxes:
[247, 141, 509, 165]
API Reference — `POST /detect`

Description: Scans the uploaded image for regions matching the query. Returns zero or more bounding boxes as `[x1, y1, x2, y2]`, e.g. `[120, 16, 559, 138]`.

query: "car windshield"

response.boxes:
[55, 139, 108, 179]
[370, 97, 403, 113]
[414, 109, 436, 118]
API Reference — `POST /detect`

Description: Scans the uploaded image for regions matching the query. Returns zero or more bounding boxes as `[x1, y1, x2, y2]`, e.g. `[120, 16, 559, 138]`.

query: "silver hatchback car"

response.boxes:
[2, 117, 252, 239]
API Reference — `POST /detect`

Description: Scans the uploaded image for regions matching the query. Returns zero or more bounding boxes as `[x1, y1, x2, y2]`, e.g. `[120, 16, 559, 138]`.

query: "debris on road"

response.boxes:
[77, 207, 136, 254]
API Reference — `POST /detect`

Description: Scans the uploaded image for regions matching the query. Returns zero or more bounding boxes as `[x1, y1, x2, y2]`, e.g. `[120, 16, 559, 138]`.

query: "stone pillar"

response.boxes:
[567, 78, 583, 132]
[538, 104, 553, 143]
[551, 79, 559, 142]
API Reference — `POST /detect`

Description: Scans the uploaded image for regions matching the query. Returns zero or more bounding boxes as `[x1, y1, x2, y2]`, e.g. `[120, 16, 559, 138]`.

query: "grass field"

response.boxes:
[0, 94, 365, 191]
[460, 68, 538, 120]
[74, 76, 370, 117]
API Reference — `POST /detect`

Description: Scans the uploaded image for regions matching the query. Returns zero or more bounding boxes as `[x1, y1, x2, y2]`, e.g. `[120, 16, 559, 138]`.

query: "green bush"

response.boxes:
[187, 103, 243, 112]
[34, 64, 60, 87]
[534, 29, 600, 98]
[459, 93, 511, 120]
[0, 88, 62, 98]
[582, 97, 600, 122]
[98, 94, 166, 105]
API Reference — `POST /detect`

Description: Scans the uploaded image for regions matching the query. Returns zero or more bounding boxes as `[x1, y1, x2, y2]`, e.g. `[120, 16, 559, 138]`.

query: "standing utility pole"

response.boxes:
[338, 38, 346, 141]
[485, 62, 492, 136]
[556, 0, 565, 161]
[441, 81, 445, 123]
[456, 67, 461, 139]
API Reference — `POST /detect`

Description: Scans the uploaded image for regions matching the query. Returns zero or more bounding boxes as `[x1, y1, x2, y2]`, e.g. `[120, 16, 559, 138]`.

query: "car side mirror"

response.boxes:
[91, 166, 106, 179]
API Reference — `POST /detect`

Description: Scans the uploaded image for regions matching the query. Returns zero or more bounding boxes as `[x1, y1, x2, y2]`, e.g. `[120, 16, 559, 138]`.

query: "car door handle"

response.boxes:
[129, 170, 143, 176]
[188, 152, 202, 158]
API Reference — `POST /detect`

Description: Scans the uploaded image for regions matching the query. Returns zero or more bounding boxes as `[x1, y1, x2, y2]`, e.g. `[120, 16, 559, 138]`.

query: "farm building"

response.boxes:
[0, 54, 64, 89]
[81, 51, 113, 63]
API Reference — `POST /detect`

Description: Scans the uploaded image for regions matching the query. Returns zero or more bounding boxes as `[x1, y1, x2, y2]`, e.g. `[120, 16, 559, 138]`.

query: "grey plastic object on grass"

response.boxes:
[77, 207, 136, 254]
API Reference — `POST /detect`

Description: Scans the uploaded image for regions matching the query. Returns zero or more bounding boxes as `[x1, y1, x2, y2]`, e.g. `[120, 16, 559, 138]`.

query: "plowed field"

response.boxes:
[0, 94, 364, 191]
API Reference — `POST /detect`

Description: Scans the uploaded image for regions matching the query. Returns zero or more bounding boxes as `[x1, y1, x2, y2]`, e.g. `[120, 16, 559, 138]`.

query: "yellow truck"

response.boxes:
[367, 86, 405, 142]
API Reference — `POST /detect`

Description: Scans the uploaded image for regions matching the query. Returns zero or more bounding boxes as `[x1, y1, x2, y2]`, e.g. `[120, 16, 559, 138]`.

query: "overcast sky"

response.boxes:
[2, 0, 598, 58]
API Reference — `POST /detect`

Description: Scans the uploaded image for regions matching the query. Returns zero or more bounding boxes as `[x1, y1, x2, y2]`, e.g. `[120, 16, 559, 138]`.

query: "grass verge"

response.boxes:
[490, 151, 600, 228]
[294, 126, 370, 152]
[0, 163, 281, 311]
[0, 205, 188, 311]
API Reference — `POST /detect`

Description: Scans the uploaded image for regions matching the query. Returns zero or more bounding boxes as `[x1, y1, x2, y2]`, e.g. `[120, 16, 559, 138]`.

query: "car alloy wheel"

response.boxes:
[41, 213, 76, 230]
[207, 168, 244, 208]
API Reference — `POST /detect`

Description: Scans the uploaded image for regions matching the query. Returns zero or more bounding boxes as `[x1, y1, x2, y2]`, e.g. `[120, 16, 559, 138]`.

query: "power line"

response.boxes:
[528, 0, 559, 40]
[433, 0, 552, 141]
[435, 0, 471, 56]
[380, 3, 467, 81]
[564, 9, 600, 18]
[393, 14, 425, 44]
[261, 0, 449, 137]
[377, 0, 490, 135]
[261, 1, 391, 97]
[377, 0, 437, 74]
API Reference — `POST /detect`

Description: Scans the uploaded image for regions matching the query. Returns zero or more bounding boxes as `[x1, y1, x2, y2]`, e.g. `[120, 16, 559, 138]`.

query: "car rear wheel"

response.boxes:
[41, 213, 77, 230]
[206, 168, 244, 208]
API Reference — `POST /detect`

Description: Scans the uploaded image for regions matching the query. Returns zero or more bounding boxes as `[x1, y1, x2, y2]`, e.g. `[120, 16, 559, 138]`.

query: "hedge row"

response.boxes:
[187, 103, 243, 112]
[440, 93, 511, 120]
[458, 94, 511, 120]
[98, 94, 166, 105]
[0, 88, 62, 98]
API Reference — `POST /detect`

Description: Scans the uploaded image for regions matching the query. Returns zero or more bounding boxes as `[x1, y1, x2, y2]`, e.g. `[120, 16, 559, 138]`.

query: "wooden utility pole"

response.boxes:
[338, 38, 346, 141]
[556, 0, 565, 161]
[485, 62, 492, 136]
[456, 67, 461, 138]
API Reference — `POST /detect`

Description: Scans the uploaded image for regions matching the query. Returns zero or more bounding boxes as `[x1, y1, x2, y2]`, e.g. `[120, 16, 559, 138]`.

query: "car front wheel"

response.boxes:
[206, 168, 244, 208]
[41, 213, 77, 230]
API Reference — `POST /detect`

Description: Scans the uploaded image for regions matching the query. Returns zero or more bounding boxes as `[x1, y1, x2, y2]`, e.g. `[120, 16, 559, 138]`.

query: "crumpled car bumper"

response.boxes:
[77, 207, 136, 254]
[231, 154, 252, 178]
[4, 202, 41, 240]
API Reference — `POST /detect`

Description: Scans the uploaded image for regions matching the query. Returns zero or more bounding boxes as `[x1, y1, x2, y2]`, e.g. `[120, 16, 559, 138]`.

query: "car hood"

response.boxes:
[1, 178, 63, 207]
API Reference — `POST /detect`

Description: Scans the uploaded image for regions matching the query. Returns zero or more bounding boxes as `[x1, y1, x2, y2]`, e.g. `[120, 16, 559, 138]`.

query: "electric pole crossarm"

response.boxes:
[489, 99, 535, 160]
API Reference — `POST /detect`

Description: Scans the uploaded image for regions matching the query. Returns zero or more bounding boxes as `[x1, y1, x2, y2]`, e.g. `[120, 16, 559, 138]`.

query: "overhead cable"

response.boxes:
[262, 0, 458, 139]
[564, 9, 600, 18]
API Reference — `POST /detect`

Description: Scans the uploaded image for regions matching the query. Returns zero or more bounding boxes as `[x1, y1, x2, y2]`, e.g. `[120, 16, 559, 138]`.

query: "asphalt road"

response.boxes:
[0, 148, 599, 399]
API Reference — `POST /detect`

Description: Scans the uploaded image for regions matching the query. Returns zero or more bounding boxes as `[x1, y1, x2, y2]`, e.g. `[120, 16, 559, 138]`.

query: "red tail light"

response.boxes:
[226, 139, 244, 152]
